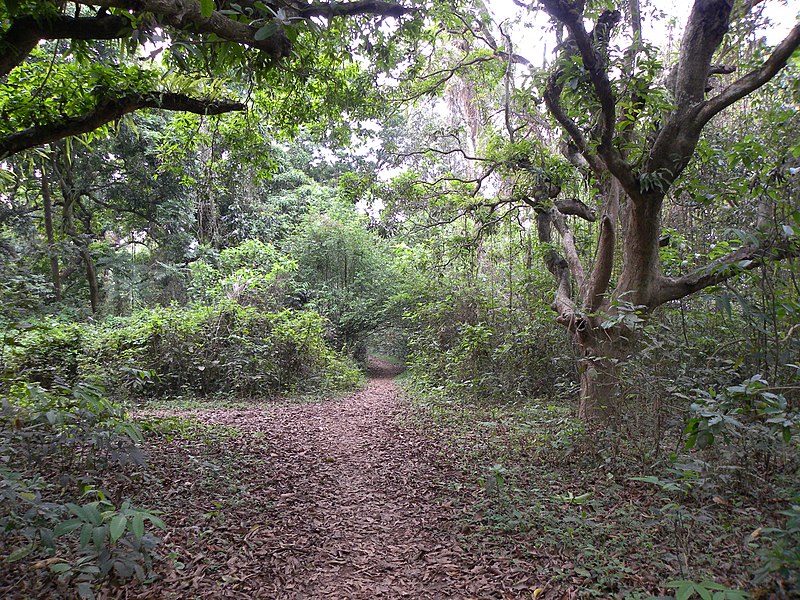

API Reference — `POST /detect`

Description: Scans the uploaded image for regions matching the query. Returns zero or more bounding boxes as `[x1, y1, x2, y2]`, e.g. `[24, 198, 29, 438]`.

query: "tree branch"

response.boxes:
[539, 3, 620, 150]
[0, 92, 244, 159]
[655, 235, 800, 306]
[697, 23, 800, 126]
[672, 0, 734, 108]
[296, 0, 414, 19]
[587, 215, 614, 311]
[554, 197, 597, 221]
[535, 209, 577, 323]
[91, 0, 294, 59]
[0, 14, 131, 77]
[550, 208, 587, 297]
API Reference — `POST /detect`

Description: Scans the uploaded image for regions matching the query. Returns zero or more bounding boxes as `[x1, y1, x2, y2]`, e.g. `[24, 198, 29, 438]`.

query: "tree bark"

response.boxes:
[578, 341, 624, 421]
[39, 161, 62, 302]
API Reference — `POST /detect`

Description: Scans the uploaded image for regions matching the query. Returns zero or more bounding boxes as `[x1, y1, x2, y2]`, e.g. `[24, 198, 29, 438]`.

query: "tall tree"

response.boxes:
[380, 0, 800, 420]
[533, 0, 799, 418]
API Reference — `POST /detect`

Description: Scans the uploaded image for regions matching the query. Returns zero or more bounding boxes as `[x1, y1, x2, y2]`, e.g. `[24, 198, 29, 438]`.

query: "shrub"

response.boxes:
[0, 381, 161, 598]
[8, 303, 363, 401]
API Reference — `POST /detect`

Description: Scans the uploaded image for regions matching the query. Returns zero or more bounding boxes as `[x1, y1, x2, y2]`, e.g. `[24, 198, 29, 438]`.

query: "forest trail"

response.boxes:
[128, 358, 542, 600]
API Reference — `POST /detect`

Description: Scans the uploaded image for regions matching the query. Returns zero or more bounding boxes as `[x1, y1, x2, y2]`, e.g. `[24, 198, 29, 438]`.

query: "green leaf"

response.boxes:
[92, 526, 106, 550]
[110, 514, 127, 543]
[200, 0, 214, 18]
[50, 563, 71, 573]
[146, 514, 166, 530]
[68, 503, 90, 523]
[79, 523, 93, 548]
[695, 583, 713, 600]
[676, 582, 695, 600]
[84, 503, 103, 527]
[132, 514, 145, 539]
[54, 519, 83, 537]
[255, 22, 278, 41]
[76, 581, 95, 600]
[6, 544, 35, 562]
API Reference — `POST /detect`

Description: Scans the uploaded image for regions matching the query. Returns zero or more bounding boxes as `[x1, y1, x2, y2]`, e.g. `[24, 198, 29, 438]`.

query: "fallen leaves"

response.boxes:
[91, 359, 550, 599]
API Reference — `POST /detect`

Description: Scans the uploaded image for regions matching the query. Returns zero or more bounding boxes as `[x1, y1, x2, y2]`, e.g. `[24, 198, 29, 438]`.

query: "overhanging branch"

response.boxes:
[92, 0, 293, 59]
[0, 92, 245, 159]
[296, 0, 414, 19]
[0, 14, 131, 77]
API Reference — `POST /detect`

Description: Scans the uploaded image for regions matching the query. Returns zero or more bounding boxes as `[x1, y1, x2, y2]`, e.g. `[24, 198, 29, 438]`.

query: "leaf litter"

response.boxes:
[101, 358, 549, 599]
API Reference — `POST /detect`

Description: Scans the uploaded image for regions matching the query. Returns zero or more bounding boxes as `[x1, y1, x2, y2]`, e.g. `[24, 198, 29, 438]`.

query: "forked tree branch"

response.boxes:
[696, 23, 800, 127]
[554, 197, 597, 221]
[539, 3, 619, 149]
[550, 208, 587, 297]
[0, 92, 245, 159]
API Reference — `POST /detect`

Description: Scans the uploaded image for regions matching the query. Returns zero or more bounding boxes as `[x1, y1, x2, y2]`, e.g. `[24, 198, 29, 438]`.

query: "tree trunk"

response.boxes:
[575, 326, 633, 422]
[61, 180, 100, 314]
[40, 161, 61, 301]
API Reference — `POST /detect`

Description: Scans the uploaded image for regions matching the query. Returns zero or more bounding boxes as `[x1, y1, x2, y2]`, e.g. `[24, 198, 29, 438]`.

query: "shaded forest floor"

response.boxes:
[114, 359, 550, 599]
[9, 359, 789, 598]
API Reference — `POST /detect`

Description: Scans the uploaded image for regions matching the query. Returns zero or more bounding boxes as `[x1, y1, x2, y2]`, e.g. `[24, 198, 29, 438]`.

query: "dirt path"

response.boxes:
[126, 359, 541, 599]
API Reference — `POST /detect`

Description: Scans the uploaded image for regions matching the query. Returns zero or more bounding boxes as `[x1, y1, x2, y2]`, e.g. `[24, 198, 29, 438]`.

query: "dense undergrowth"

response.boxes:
[6, 303, 362, 402]
[0, 382, 164, 598]
[0, 233, 368, 597]
[401, 369, 800, 598]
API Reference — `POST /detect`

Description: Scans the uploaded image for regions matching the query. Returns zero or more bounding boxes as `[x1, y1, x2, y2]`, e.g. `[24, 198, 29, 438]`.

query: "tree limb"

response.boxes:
[549, 208, 587, 298]
[0, 14, 131, 77]
[535, 209, 577, 323]
[91, 0, 293, 58]
[697, 23, 800, 127]
[0, 92, 244, 159]
[587, 215, 614, 312]
[672, 0, 734, 108]
[539, 3, 619, 150]
[295, 0, 414, 19]
[655, 235, 800, 306]
[554, 197, 597, 221]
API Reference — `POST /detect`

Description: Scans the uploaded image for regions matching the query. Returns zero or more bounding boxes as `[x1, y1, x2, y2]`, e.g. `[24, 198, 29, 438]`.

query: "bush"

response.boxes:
[406, 297, 573, 403]
[8, 303, 363, 401]
[5, 320, 88, 388]
[188, 239, 296, 310]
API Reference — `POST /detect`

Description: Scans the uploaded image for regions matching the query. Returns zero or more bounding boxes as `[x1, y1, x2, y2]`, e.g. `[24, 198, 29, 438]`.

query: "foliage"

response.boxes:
[396, 218, 575, 403]
[683, 374, 799, 450]
[289, 199, 403, 360]
[755, 498, 800, 594]
[8, 303, 363, 400]
[188, 239, 297, 310]
[0, 379, 161, 597]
